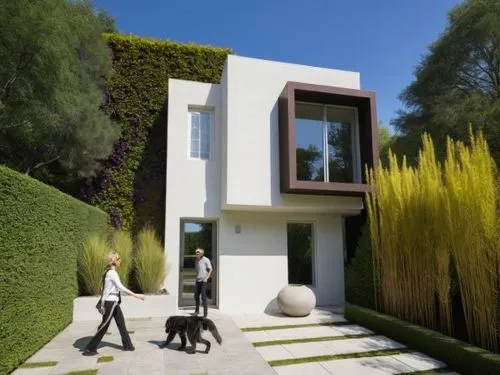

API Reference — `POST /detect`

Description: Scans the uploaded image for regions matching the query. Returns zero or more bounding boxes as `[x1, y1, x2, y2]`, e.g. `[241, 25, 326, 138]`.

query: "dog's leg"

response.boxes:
[186, 333, 197, 354]
[178, 333, 187, 351]
[161, 331, 176, 348]
[199, 338, 211, 354]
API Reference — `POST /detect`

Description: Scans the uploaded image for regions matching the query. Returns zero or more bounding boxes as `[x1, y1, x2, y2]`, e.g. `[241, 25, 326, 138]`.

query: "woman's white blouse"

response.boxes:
[102, 269, 126, 302]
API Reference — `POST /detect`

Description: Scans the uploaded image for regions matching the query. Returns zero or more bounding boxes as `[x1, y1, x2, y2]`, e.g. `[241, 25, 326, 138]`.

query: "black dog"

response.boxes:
[160, 315, 222, 354]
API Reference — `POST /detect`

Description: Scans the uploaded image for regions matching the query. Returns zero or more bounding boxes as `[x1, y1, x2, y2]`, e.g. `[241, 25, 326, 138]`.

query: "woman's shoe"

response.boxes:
[82, 348, 98, 356]
[122, 346, 135, 351]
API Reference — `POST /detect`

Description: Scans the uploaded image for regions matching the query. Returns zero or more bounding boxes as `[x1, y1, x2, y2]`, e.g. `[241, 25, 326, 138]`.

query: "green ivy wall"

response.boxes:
[84, 34, 232, 238]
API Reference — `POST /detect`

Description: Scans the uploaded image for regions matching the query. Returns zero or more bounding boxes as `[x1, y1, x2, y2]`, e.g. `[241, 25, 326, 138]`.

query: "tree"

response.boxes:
[378, 122, 395, 166]
[392, 0, 500, 165]
[0, 0, 119, 183]
[96, 7, 118, 33]
[296, 145, 323, 181]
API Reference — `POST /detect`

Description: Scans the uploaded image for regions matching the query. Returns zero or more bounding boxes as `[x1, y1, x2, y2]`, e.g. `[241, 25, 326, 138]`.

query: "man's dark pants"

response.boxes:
[194, 280, 208, 317]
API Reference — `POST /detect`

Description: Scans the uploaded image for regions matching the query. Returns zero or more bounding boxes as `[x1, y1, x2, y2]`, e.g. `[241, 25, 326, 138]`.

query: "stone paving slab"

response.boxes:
[244, 324, 372, 343]
[256, 335, 405, 361]
[273, 362, 332, 375]
[318, 356, 415, 374]
[272, 353, 453, 375]
[389, 352, 446, 372]
[232, 307, 347, 329]
[8, 368, 54, 375]
[272, 356, 414, 375]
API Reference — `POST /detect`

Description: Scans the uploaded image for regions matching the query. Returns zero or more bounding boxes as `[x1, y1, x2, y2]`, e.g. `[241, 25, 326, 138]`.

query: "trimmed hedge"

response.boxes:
[344, 224, 375, 309]
[0, 166, 109, 374]
[345, 304, 500, 375]
[83, 34, 232, 238]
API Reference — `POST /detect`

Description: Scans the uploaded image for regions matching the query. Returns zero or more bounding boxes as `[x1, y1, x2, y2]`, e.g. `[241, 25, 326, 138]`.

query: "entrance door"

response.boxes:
[179, 220, 217, 307]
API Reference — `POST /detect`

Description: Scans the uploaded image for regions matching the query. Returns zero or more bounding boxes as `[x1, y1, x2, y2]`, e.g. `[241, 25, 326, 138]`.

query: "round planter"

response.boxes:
[277, 284, 316, 317]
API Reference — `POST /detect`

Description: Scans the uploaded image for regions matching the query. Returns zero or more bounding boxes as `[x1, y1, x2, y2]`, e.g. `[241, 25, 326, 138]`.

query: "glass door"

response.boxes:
[179, 220, 217, 307]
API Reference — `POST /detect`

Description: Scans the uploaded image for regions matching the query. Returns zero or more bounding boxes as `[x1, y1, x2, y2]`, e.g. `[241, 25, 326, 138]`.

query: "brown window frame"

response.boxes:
[278, 81, 379, 196]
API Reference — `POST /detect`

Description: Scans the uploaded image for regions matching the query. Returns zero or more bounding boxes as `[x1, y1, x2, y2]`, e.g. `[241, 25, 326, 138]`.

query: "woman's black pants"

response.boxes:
[85, 300, 133, 350]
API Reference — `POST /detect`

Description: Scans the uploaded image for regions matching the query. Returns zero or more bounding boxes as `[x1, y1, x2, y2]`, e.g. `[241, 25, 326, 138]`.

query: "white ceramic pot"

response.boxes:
[277, 284, 316, 317]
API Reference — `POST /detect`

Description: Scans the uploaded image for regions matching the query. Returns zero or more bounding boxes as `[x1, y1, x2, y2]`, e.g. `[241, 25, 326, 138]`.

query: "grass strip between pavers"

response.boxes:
[127, 317, 152, 321]
[64, 370, 98, 375]
[396, 369, 452, 375]
[97, 355, 114, 363]
[253, 333, 375, 346]
[19, 361, 58, 368]
[268, 348, 414, 367]
[241, 321, 351, 332]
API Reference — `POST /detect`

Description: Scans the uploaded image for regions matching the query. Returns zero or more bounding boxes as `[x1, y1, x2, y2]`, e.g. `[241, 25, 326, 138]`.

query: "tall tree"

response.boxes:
[392, 0, 500, 165]
[0, 0, 119, 183]
[378, 122, 395, 166]
[96, 7, 118, 33]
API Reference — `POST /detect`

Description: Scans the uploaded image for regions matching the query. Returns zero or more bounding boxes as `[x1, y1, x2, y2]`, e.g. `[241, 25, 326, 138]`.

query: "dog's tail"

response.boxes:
[205, 318, 222, 345]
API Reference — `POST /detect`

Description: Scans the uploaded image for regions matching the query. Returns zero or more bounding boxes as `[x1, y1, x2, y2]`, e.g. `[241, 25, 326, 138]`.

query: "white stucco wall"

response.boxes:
[164, 56, 365, 313]
[218, 211, 345, 314]
[164, 79, 222, 295]
[223, 55, 362, 209]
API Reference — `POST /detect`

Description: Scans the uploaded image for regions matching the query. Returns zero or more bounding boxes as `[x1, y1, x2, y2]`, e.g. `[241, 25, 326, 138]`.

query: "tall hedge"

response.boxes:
[83, 34, 232, 238]
[345, 224, 376, 310]
[0, 166, 109, 375]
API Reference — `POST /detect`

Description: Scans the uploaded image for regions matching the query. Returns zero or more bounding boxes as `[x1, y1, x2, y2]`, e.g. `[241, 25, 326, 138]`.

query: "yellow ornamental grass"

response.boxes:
[78, 233, 108, 295]
[367, 129, 498, 352]
[135, 226, 167, 294]
[110, 229, 133, 285]
[444, 131, 498, 351]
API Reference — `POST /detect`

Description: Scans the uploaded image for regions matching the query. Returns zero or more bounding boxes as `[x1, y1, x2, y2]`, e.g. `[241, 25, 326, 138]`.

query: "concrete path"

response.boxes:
[12, 309, 275, 375]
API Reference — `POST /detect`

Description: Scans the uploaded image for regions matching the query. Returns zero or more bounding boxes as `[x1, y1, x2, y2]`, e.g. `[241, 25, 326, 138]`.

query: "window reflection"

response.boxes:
[327, 107, 355, 183]
[294, 102, 357, 183]
[295, 103, 324, 181]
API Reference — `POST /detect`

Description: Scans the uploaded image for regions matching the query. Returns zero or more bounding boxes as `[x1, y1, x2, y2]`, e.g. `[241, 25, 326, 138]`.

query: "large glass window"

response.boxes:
[295, 102, 359, 183]
[287, 223, 314, 285]
[188, 109, 212, 160]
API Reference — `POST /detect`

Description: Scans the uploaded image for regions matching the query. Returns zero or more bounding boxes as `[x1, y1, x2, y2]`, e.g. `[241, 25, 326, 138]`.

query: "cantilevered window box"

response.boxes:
[279, 81, 378, 196]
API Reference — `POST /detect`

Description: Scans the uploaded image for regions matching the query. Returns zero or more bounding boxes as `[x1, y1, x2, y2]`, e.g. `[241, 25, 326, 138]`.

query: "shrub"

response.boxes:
[0, 166, 109, 374]
[78, 233, 108, 295]
[110, 229, 132, 285]
[135, 226, 167, 293]
[344, 224, 375, 309]
[83, 34, 232, 239]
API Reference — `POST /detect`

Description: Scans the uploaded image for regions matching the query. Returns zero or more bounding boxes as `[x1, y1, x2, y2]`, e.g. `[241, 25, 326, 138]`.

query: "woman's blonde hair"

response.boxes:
[106, 250, 121, 268]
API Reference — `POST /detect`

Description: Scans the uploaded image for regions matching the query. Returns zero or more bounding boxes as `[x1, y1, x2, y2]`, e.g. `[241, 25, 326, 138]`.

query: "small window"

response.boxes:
[287, 223, 314, 285]
[188, 109, 212, 160]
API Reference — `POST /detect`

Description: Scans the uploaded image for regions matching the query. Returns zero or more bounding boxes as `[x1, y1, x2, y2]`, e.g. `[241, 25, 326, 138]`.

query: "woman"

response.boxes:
[83, 251, 145, 356]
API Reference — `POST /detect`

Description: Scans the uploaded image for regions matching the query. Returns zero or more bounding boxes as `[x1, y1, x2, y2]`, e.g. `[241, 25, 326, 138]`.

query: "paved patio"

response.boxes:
[12, 309, 275, 375]
[12, 307, 460, 375]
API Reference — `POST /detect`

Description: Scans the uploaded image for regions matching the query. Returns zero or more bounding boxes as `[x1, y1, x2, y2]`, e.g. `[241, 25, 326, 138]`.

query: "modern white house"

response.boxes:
[164, 55, 378, 315]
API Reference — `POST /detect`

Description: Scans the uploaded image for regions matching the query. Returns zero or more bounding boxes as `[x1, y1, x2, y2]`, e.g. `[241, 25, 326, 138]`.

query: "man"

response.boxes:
[193, 248, 212, 317]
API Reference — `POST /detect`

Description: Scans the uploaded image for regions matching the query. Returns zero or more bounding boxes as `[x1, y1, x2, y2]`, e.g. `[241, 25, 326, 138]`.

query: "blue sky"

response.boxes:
[94, 0, 462, 132]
